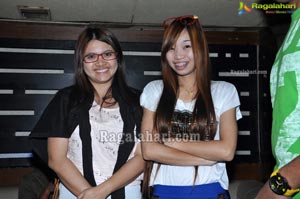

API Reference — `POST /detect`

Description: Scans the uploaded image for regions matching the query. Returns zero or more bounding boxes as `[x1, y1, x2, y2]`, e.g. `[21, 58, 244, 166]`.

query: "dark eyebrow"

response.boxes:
[85, 49, 114, 55]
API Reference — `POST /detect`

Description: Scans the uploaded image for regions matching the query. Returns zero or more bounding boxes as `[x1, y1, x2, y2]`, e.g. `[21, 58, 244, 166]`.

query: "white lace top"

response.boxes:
[67, 101, 142, 186]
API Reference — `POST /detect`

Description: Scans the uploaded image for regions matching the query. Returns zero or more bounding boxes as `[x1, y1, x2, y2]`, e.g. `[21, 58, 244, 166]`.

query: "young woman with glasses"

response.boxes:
[30, 27, 144, 199]
[140, 15, 242, 199]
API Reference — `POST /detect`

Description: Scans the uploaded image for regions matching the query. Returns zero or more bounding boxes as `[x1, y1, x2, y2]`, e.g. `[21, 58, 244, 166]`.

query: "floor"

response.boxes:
[0, 186, 18, 199]
[0, 180, 263, 199]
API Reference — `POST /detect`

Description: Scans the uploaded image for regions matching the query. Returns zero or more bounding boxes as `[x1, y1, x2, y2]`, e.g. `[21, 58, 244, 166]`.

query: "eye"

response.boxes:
[85, 53, 97, 60]
[184, 44, 192, 49]
[103, 51, 114, 57]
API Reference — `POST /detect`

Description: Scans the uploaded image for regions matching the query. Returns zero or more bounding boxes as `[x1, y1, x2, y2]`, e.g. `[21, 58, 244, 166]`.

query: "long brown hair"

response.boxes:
[143, 17, 217, 198]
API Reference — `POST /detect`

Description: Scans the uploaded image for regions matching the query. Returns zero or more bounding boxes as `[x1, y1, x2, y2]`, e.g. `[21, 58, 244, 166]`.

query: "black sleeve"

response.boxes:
[29, 88, 71, 164]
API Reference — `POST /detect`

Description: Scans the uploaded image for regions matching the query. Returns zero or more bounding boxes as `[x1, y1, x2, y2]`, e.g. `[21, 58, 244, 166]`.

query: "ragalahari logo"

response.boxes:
[238, 2, 252, 15]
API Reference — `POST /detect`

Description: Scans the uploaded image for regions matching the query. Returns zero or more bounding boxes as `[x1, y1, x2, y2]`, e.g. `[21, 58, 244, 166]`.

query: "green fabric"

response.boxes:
[288, 137, 300, 154]
[272, 71, 297, 147]
[270, 8, 300, 199]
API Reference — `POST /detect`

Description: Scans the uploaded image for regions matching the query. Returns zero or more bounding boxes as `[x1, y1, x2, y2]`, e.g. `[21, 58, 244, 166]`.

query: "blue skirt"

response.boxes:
[152, 182, 230, 199]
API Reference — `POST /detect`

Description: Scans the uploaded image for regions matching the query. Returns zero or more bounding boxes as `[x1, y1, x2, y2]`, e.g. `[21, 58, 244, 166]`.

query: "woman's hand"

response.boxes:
[77, 143, 145, 199]
[163, 138, 217, 166]
[77, 185, 110, 199]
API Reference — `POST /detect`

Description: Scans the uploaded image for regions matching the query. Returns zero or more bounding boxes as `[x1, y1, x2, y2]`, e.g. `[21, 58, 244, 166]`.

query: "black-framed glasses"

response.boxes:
[162, 15, 199, 29]
[83, 50, 117, 63]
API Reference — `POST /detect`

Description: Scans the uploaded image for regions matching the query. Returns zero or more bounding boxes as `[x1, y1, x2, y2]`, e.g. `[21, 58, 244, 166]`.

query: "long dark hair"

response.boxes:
[158, 19, 216, 140]
[143, 17, 217, 198]
[74, 26, 138, 105]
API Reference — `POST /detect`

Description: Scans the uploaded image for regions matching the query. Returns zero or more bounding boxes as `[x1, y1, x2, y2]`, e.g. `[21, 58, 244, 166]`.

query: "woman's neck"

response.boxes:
[178, 72, 197, 89]
[178, 75, 197, 102]
[92, 81, 114, 105]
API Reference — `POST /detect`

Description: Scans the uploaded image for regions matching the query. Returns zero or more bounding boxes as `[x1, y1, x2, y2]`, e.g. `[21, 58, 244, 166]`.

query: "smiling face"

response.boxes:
[83, 39, 118, 87]
[166, 29, 196, 78]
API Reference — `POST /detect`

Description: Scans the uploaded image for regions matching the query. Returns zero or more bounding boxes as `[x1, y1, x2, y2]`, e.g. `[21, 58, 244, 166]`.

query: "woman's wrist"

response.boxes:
[97, 181, 113, 197]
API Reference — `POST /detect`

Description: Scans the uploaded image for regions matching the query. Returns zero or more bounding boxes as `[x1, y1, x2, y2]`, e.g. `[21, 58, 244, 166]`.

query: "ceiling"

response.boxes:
[0, 0, 291, 29]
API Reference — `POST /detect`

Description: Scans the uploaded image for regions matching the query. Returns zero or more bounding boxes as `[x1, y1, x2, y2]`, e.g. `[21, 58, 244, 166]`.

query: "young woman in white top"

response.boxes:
[140, 15, 242, 199]
[30, 27, 144, 199]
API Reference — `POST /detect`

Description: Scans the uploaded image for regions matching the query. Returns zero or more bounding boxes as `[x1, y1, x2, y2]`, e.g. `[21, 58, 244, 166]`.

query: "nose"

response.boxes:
[95, 55, 107, 65]
[174, 48, 184, 59]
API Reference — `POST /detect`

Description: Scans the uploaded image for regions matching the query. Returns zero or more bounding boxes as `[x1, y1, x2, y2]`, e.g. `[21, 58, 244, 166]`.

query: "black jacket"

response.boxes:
[30, 85, 142, 199]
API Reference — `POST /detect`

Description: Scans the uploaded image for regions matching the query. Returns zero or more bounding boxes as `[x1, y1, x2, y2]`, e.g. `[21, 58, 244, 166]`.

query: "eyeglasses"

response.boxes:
[162, 15, 199, 29]
[83, 51, 117, 63]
